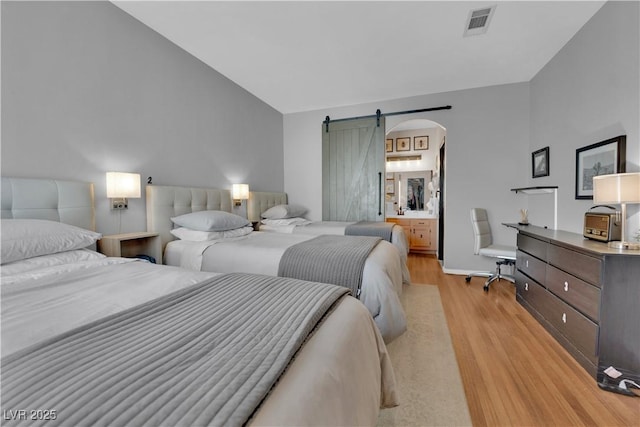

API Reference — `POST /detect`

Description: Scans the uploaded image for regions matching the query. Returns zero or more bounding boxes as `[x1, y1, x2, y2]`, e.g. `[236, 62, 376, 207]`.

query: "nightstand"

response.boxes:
[98, 232, 162, 264]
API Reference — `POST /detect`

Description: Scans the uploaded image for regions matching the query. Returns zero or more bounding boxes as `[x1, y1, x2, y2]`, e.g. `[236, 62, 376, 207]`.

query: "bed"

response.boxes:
[1, 177, 399, 426]
[146, 184, 407, 343]
[248, 191, 411, 285]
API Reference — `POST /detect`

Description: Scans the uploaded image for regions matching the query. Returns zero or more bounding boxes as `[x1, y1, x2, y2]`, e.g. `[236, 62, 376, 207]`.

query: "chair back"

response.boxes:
[470, 208, 493, 254]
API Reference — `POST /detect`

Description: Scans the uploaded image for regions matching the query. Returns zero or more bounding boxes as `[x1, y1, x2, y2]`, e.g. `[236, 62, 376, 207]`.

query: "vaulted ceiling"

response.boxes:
[112, 1, 605, 114]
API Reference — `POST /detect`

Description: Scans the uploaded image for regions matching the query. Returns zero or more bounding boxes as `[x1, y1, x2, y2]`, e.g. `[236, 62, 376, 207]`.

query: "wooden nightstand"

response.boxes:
[98, 232, 162, 264]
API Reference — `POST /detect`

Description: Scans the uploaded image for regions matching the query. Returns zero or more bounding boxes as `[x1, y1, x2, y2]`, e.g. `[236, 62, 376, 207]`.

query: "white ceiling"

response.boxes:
[112, 1, 605, 114]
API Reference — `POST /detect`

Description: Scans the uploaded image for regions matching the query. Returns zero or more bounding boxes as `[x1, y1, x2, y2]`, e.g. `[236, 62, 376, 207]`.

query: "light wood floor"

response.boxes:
[407, 253, 639, 426]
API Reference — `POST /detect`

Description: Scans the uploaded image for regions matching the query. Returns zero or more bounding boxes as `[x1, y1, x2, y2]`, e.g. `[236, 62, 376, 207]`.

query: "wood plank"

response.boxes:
[407, 253, 639, 426]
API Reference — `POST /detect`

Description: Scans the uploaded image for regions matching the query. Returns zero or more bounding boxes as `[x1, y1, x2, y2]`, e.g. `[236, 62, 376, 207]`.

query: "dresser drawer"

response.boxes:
[515, 270, 546, 312]
[517, 234, 547, 261]
[547, 244, 602, 286]
[517, 250, 546, 284]
[546, 265, 601, 322]
[536, 292, 599, 362]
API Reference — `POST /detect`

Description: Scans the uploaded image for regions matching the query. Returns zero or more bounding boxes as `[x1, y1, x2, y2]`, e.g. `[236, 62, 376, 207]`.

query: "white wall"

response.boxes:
[529, 0, 640, 239]
[284, 83, 530, 273]
[1, 1, 284, 235]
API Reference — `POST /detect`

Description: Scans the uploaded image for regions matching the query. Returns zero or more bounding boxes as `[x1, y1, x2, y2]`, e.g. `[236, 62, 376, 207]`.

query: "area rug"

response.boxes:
[377, 284, 472, 427]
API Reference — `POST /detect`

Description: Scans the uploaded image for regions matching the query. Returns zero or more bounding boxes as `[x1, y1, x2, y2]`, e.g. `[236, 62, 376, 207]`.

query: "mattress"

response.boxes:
[1, 254, 399, 426]
[164, 231, 407, 343]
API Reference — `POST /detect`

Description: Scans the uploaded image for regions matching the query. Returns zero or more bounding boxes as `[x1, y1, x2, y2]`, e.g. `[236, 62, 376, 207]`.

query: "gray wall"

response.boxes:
[529, 0, 640, 238]
[1, 1, 284, 235]
[284, 83, 530, 274]
[283, 1, 639, 274]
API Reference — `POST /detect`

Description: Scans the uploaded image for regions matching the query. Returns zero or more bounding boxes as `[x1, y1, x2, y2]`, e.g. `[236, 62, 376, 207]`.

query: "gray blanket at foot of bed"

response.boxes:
[278, 235, 381, 298]
[345, 221, 394, 242]
[1, 273, 349, 427]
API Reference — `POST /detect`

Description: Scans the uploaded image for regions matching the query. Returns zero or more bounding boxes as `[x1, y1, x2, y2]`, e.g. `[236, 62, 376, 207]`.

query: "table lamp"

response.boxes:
[593, 172, 640, 250]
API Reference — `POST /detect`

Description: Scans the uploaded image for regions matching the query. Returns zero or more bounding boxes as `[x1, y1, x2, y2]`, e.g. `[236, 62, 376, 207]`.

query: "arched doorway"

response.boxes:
[385, 119, 446, 262]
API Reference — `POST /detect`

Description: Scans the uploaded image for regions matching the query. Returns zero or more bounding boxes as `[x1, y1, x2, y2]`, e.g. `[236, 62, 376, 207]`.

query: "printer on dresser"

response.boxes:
[512, 224, 640, 395]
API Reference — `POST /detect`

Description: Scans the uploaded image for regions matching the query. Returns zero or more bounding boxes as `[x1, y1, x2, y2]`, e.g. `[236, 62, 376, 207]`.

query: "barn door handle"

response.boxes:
[378, 172, 382, 216]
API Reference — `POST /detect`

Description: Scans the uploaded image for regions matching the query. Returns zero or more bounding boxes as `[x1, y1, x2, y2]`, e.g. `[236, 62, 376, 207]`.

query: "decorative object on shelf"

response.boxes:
[385, 139, 393, 153]
[532, 146, 549, 178]
[414, 136, 429, 150]
[395, 137, 411, 152]
[106, 172, 141, 210]
[575, 135, 626, 199]
[519, 209, 529, 225]
[232, 183, 249, 206]
[385, 179, 395, 194]
[511, 186, 558, 229]
[593, 172, 640, 250]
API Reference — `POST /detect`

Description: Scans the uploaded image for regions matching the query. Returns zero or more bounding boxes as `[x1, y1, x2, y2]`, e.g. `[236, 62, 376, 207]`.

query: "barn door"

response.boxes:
[322, 116, 385, 221]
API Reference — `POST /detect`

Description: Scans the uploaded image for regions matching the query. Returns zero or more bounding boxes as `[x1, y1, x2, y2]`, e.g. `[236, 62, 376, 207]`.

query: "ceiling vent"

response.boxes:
[464, 5, 496, 37]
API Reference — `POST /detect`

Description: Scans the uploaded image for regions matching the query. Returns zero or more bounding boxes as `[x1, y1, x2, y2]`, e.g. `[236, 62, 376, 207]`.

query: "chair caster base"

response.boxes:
[483, 284, 489, 292]
[465, 276, 471, 283]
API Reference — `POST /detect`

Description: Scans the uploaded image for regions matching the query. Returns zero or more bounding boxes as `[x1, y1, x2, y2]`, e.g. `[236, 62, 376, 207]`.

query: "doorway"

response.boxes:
[385, 119, 446, 259]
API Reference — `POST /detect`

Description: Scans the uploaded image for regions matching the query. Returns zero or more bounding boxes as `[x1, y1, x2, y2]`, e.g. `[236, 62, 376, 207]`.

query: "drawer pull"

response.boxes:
[562, 313, 567, 323]
[525, 282, 529, 291]
[564, 281, 569, 292]
[526, 260, 529, 268]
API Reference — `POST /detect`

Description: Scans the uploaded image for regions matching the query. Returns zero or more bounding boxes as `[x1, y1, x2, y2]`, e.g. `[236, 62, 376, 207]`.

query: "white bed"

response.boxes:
[1, 177, 398, 426]
[248, 191, 412, 285]
[146, 184, 407, 343]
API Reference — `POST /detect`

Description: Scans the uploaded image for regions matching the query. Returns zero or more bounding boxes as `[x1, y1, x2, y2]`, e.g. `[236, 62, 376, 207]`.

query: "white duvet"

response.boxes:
[164, 231, 407, 343]
[260, 221, 412, 285]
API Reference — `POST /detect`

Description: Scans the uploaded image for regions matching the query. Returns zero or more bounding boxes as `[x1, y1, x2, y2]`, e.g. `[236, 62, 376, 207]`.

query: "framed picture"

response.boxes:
[396, 137, 411, 152]
[575, 135, 626, 199]
[414, 136, 429, 150]
[385, 179, 395, 194]
[532, 146, 549, 178]
[385, 139, 393, 153]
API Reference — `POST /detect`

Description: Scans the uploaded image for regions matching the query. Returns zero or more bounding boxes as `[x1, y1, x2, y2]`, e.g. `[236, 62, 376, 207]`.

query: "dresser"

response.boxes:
[512, 225, 640, 391]
[386, 217, 437, 253]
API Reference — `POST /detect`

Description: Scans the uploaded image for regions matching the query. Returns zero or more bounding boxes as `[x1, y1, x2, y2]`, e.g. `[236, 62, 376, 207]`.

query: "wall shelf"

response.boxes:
[511, 186, 558, 229]
[510, 186, 558, 194]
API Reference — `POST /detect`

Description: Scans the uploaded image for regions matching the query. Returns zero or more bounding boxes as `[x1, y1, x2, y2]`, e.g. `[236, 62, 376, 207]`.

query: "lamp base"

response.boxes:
[608, 241, 640, 250]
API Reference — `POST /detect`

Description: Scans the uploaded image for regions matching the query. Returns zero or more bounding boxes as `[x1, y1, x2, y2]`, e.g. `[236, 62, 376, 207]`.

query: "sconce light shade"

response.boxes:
[106, 172, 141, 210]
[593, 172, 640, 250]
[593, 173, 640, 204]
[106, 172, 141, 198]
[232, 184, 249, 200]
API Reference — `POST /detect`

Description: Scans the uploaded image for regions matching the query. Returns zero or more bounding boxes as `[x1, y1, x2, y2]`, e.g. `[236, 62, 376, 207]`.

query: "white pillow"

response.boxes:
[171, 210, 250, 232]
[1, 249, 106, 276]
[170, 226, 253, 241]
[261, 218, 312, 226]
[261, 204, 307, 219]
[1, 219, 102, 265]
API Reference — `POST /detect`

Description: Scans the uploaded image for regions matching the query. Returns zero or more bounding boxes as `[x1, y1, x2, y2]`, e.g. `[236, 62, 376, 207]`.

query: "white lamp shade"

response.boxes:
[106, 172, 141, 198]
[593, 173, 640, 204]
[232, 184, 249, 200]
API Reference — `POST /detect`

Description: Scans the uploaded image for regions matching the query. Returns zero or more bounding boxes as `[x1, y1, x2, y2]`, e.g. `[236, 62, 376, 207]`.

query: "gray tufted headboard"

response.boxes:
[146, 184, 233, 250]
[1, 177, 96, 231]
[247, 191, 288, 222]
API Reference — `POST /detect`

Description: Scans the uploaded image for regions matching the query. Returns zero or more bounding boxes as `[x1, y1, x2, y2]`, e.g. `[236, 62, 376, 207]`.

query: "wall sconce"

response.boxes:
[106, 172, 141, 210]
[232, 183, 249, 206]
[593, 172, 640, 250]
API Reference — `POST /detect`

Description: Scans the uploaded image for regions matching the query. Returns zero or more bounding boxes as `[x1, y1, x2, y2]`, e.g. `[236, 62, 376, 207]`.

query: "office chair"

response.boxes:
[465, 208, 517, 292]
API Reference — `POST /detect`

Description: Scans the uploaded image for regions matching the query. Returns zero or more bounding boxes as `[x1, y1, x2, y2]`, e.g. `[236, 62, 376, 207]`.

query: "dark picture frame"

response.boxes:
[575, 135, 626, 199]
[532, 146, 549, 178]
[414, 136, 429, 150]
[396, 137, 411, 152]
[385, 138, 393, 153]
